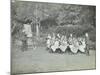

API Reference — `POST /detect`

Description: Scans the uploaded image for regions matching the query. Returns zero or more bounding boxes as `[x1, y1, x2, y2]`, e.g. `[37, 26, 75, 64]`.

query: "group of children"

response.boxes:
[46, 33, 89, 55]
[21, 23, 89, 55]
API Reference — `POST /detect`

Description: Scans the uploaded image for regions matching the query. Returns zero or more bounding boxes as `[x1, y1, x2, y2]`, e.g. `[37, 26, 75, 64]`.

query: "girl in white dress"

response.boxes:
[78, 38, 86, 53]
[68, 34, 78, 54]
[51, 38, 60, 52]
[46, 34, 52, 49]
[59, 36, 68, 52]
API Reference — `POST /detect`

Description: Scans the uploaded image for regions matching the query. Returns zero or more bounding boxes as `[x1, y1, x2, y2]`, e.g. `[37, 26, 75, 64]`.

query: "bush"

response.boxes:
[55, 25, 94, 37]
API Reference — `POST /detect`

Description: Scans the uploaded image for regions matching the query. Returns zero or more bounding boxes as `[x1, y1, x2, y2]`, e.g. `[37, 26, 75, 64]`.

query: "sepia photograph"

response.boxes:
[11, 0, 96, 75]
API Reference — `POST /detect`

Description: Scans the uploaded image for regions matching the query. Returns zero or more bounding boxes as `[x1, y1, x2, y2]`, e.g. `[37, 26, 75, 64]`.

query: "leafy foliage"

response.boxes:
[11, 1, 96, 42]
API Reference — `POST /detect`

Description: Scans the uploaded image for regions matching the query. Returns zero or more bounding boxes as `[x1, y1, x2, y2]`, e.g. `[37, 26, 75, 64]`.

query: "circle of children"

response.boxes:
[46, 33, 89, 55]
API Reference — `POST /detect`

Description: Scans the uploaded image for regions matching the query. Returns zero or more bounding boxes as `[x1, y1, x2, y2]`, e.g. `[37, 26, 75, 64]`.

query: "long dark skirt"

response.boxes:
[21, 40, 28, 51]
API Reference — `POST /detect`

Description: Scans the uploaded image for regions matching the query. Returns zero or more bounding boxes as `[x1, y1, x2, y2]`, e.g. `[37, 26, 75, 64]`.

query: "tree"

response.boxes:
[11, 1, 96, 38]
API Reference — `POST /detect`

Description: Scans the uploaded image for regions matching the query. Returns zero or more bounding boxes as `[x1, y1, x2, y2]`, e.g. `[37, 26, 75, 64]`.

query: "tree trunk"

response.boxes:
[36, 24, 39, 39]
